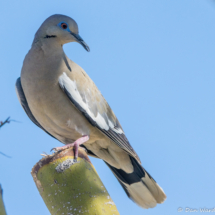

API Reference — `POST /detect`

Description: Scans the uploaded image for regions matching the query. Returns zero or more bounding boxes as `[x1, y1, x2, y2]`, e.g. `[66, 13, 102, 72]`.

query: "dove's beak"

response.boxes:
[70, 32, 90, 52]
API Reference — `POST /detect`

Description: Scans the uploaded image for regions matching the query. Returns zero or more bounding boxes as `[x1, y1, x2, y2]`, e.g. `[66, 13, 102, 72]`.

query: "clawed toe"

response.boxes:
[50, 147, 63, 152]
[51, 147, 57, 152]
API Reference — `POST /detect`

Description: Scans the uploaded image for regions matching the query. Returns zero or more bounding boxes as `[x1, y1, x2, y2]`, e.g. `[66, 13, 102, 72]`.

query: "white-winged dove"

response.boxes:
[16, 14, 166, 209]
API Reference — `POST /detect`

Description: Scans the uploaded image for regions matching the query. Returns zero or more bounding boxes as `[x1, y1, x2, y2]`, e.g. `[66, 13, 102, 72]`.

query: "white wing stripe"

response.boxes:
[59, 72, 123, 132]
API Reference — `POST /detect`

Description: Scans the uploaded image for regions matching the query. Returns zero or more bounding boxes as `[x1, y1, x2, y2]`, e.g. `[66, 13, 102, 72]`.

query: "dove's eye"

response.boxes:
[61, 23, 68, 29]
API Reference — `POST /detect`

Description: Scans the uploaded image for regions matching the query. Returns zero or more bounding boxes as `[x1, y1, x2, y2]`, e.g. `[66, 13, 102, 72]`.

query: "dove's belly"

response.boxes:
[28, 87, 132, 171]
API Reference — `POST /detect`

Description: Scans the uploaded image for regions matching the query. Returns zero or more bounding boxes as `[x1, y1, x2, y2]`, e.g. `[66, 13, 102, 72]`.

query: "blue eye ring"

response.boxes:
[58, 22, 69, 30]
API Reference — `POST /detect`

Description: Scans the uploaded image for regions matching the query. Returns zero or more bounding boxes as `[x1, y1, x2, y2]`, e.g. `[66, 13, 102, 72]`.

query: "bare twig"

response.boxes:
[0, 117, 12, 158]
[0, 117, 10, 129]
[0, 152, 11, 158]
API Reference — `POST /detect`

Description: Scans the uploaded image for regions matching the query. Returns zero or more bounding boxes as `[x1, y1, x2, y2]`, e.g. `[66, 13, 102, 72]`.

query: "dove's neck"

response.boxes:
[33, 38, 64, 56]
[22, 38, 67, 82]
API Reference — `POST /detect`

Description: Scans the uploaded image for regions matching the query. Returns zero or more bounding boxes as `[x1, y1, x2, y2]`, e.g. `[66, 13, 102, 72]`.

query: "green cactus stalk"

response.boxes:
[31, 147, 120, 215]
[0, 185, 7, 215]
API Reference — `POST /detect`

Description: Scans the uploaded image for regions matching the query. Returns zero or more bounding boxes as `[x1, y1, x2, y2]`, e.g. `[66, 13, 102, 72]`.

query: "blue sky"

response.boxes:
[1, 0, 215, 214]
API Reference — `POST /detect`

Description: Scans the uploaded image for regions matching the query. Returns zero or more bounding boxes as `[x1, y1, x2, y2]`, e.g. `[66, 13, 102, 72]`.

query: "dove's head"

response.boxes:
[33, 14, 90, 51]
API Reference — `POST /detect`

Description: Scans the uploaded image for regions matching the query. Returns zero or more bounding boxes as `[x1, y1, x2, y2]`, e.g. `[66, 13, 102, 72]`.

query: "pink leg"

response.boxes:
[51, 135, 89, 160]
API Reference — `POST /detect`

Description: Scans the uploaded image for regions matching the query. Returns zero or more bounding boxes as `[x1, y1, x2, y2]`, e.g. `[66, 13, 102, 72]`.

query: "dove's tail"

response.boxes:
[105, 156, 166, 209]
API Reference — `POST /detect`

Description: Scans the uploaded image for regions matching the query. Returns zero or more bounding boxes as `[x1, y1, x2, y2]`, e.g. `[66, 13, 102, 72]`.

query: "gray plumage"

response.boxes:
[16, 14, 166, 208]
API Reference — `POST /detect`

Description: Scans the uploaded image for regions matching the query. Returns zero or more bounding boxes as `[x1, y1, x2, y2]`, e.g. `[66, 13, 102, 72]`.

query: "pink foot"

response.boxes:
[51, 135, 89, 160]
